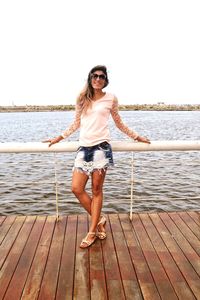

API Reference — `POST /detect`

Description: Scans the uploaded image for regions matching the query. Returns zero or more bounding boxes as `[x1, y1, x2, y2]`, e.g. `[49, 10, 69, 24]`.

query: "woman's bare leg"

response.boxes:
[71, 170, 92, 214]
[72, 169, 107, 246]
[89, 169, 106, 233]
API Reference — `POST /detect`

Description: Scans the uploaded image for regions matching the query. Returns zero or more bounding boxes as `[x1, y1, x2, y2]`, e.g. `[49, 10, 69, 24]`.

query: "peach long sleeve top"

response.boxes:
[61, 93, 138, 147]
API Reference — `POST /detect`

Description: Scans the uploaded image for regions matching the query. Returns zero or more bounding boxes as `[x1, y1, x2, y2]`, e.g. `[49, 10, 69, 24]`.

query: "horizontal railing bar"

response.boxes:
[0, 140, 200, 153]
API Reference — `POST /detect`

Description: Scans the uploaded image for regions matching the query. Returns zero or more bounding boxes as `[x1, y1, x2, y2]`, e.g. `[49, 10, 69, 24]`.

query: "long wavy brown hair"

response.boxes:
[77, 65, 109, 114]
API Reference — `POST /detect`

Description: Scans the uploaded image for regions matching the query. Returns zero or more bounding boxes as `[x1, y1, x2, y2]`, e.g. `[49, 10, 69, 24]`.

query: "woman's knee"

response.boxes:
[92, 184, 103, 197]
[71, 184, 84, 196]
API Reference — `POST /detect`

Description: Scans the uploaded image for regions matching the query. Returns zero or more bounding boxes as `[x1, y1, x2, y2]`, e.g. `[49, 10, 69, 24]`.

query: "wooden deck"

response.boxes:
[0, 212, 200, 300]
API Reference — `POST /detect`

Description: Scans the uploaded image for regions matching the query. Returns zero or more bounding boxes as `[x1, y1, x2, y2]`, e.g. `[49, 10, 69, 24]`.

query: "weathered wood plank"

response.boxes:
[131, 213, 178, 300]
[150, 213, 200, 299]
[21, 216, 56, 300]
[119, 214, 160, 300]
[160, 213, 200, 277]
[37, 216, 67, 300]
[109, 214, 143, 300]
[187, 212, 200, 226]
[102, 215, 126, 300]
[0, 212, 199, 300]
[0, 216, 6, 226]
[179, 212, 200, 239]
[3, 216, 46, 300]
[0, 216, 36, 299]
[140, 213, 195, 300]
[73, 214, 90, 300]
[56, 215, 77, 300]
[0, 215, 16, 244]
[0, 216, 25, 269]
[178, 212, 200, 240]
[90, 237, 108, 300]
[169, 212, 200, 256]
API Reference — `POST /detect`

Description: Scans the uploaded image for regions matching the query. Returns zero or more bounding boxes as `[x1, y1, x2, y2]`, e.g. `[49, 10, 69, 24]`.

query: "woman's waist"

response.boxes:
[79, 139, 110, 148]
[79, 131, 111, 147]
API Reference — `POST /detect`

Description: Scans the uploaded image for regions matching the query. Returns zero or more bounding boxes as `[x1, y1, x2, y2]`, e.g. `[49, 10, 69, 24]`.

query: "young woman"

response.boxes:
[46, 65, 150, 248]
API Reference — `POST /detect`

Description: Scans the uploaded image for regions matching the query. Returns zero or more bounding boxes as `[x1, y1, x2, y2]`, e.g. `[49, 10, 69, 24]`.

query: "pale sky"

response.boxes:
[0, 0, 200, 106]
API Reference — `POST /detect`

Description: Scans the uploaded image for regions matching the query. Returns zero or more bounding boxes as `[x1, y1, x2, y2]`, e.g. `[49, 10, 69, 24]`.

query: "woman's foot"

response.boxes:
[96, 215, 107, 240]
[80, 232, 97, 248]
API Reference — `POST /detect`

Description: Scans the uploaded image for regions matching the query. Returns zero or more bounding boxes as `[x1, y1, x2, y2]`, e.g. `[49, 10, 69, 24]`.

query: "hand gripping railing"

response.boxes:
[0, 140, 200, 220]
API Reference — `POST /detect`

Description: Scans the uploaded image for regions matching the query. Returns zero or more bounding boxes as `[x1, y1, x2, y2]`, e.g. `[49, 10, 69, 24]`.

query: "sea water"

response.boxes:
[0, 110, 199, 215]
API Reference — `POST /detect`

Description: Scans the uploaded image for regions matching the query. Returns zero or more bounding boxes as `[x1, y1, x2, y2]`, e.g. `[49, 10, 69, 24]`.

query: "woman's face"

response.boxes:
[90, 70, 106, 90]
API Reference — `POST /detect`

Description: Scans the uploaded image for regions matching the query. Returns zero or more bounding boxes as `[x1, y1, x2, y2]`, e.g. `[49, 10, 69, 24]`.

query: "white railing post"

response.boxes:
[54, 153, 59, 221]
[130, 152, 134, 221]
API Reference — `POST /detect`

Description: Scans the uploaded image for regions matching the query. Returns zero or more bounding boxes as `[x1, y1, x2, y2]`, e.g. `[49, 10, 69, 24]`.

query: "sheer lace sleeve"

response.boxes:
[61, 104, 81, 139]
[111, 96, 139, 140]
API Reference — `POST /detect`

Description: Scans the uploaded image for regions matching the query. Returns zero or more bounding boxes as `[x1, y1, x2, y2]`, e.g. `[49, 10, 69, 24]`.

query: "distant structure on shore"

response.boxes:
[0, 103, 200, 113]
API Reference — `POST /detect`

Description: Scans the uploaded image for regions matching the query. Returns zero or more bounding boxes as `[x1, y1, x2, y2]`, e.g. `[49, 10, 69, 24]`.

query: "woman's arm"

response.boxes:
[111, 97, 150, 143]
[45, 104, 81, 147]
[61, 104, 81, 139]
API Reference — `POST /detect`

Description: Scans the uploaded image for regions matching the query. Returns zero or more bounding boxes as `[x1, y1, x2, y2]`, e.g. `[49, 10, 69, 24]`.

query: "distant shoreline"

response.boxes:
[0, 104, 200, 113]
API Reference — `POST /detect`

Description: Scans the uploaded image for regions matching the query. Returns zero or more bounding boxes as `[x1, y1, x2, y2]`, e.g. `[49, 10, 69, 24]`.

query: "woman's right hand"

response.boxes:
[43, 135, 63, 147]
[135, 135, 151, 144]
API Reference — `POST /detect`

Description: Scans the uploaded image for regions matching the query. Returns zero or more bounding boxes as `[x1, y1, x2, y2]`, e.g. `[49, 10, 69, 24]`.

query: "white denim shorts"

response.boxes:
[73, 141, 114, 175]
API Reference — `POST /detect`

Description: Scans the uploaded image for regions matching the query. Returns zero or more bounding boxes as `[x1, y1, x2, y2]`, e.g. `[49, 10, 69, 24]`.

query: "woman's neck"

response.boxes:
[92, 90, 105, 101]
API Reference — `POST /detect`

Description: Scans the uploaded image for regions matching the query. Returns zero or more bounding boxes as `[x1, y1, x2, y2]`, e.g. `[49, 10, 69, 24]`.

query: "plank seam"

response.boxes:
[100, 237, 109, 300]
[108, 214, 126, 299]
[54, 216, 68, 299]
[157, 213, 200, 297]
[148, 213, 196, 299]
[72, 215, 78, 300]
[0, 216, 17, 246]
[178, 212, 200, 243]
[141, 213, 185, 299]
[179, 212, 200, 239]
[19, 216, 47, 299]
[131, 214, 163, 299]
[187, 211, 200, 227]
[36, 216, 57, 300]
[3, 216, 36, 299]
[168, 212, 200, 260]
[118, 214, 144, 300]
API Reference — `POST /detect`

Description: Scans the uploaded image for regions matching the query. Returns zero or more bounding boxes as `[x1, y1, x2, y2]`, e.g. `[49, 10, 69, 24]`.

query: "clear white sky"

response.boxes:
[0, 0, 200, 106]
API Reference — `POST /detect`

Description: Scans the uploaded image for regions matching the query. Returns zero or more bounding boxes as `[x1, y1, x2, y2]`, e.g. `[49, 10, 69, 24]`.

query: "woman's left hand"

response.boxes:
[135, 135, 151, 144]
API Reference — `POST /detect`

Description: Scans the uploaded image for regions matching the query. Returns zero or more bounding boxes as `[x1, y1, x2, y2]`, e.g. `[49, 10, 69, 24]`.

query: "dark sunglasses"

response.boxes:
[91, 73, 106, 80]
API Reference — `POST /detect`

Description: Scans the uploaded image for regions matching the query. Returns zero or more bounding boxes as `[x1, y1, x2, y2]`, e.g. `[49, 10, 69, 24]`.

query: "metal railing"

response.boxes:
[0, 140, 200, 220]
[0, 140, 200, 153]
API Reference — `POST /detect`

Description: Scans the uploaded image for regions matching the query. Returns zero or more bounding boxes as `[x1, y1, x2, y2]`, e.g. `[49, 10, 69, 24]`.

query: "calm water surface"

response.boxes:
[0, 110, 199, 215]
